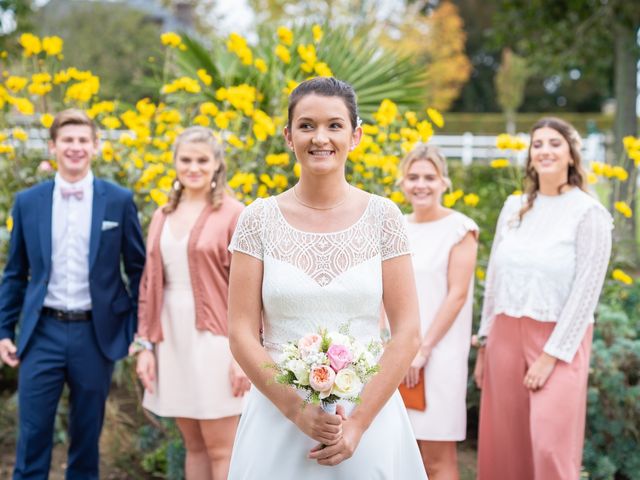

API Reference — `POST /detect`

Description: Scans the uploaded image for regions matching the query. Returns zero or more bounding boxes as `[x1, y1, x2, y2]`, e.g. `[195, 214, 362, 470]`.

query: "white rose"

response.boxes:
[287, 358, 310, 386]
[332, 368, 363, 399]
[328, 332, 351, 347]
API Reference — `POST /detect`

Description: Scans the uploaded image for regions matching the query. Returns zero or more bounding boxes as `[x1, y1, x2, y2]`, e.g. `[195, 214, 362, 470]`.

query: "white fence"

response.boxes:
[8, 129, 608, 165]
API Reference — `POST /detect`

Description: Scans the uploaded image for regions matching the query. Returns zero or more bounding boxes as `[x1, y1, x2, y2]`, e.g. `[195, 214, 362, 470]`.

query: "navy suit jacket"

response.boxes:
[0, 178, 146, 361]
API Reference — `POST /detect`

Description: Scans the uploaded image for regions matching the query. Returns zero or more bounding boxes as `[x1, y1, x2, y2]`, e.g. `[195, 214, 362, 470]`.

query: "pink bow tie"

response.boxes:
[61, 187, 84, 200]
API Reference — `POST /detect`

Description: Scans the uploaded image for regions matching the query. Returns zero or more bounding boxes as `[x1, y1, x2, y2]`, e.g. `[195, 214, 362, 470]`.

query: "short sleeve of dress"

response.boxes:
[453, 214, 479, 244]
[228, 198, 264, 261]
[380, 198, 411, 261]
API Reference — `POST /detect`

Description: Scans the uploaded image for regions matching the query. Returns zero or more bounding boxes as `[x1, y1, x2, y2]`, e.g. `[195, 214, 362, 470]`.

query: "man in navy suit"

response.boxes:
[0, 109, 146, 479]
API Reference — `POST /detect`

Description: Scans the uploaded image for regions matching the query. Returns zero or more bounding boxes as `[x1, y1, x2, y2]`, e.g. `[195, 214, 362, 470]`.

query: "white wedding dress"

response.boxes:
[227, 195, 428, 480]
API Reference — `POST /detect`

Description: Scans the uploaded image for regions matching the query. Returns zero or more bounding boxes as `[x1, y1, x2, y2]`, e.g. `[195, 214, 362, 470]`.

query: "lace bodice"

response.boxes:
[478, 189, 613, 362]
[229, 195, 410, 349]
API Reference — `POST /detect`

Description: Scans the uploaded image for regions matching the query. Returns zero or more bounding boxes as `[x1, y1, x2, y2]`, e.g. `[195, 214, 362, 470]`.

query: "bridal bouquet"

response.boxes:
[274, 327, 382, 412]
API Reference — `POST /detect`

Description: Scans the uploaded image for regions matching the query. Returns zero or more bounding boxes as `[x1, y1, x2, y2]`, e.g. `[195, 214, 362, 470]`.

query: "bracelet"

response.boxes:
[128, 337, 153, 356]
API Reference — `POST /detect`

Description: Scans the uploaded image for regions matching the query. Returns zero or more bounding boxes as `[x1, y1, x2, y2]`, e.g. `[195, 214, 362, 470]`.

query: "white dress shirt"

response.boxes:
[43, 171, 94, 311]
[478, 188, 613, 362]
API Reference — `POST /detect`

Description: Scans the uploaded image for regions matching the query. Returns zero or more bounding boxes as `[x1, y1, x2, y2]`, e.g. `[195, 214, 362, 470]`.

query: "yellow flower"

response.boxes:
[389, 191, 405, 205]
[12, 128, 28, 142]
[374, 99, 398, 127]
[614, 201, 632, 218]
[612, 269, 633, 285]
[314, 62, 332, 77]
[275, 44, 291, 64]
[102, 141, 114, 162]
[6, 76, 28, 92]
[491, 158, 510, 169]
[0, 144, 15, 155]
[587, 172, 598, 185]
[512, 190, 523, 196]
[612, 166, 628, 181]
[19, 33, 41, 56]
[463, 193, 479, 207]
[227, 134, 244, 149]
[312, 25, 324, 43]
[362, 125, 379, 135]
[426, 108, 444, 128]
[297, 44, 317, 72]
[28, 82, 52, 96]
[277, 26, 293, 46]
[101, 116, 121, 129]
[404, 111, 417, 126]
[227, 33, 253, 65]
[87, 100, 116, 118]
[475, 267, 485, 281]
[495, 133, 511, 150]
[265, 153, 290, 167]
[193, 114, 210, 126]
[6, 215, 14, 232]
[294, 163, 301, 177]
[161, 32, 183, 48]
[283, 79, 299, 95]
[161, 77, 201, 94]
[443, 193, 457, 208]
[214, 113, 229, 130]
[12, 97, 34, 115]
[199, 102, 219, 116]
[197, 69, 212, 86]
[252, 110, 276, 141]
[254, 58, 267, 73]
[42, 36, 63, 56]
[40, 113, 54, 128]
[416, 121, 433, 142]
[150, 189, 168, 206]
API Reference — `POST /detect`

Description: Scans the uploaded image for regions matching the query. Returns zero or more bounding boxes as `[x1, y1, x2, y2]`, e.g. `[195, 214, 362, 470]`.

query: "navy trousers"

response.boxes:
[13, 314, 114, 480]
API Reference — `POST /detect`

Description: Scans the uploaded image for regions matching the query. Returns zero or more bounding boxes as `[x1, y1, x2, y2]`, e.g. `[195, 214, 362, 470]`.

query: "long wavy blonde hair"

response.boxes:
[163, 126, 228, 214]
[518, 117, 588, 221]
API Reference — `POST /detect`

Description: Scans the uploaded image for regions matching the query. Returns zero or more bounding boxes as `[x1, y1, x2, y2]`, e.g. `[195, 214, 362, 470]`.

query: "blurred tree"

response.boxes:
[32, 0, 163, 104]
[383, 0, 472, 111]
[494, 48, 530, 134]
[492, 0, 640, 262]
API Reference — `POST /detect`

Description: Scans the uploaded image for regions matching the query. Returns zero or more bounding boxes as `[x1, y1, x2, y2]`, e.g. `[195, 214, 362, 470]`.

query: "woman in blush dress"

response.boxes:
[474, 117, 613, 480]
[226, 77, 428, 479]
[399, 144, 478, 480]
[133, 126, 250, 479]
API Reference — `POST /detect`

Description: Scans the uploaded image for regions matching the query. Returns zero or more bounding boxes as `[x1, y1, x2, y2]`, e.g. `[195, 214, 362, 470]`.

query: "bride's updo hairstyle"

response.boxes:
[287, 77, 359, 130]
[519, 117, 588, 221]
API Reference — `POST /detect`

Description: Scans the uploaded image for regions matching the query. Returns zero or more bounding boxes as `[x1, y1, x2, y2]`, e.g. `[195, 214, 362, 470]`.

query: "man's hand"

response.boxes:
[0, 338, 19, 367]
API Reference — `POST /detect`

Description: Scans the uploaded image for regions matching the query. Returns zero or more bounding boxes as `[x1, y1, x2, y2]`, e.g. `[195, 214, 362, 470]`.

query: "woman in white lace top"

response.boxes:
[474, 117, 612, 480]
[226, 78, 427, 479]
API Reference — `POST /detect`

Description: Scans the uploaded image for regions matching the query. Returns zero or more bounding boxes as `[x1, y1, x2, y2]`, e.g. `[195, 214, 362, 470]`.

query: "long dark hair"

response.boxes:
[518, 117, 588, 221]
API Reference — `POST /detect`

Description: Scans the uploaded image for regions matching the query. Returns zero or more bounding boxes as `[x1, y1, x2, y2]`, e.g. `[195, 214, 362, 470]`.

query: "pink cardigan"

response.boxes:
[137, 196, 244, 342]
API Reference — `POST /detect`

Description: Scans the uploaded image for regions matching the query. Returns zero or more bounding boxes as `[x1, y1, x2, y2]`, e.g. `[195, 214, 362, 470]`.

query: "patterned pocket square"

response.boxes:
[101, 220, 119, 231]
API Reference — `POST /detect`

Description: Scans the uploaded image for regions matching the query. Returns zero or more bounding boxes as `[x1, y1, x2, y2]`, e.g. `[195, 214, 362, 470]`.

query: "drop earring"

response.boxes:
[211, 180, 217, 189]
[173, 180, 182, 191]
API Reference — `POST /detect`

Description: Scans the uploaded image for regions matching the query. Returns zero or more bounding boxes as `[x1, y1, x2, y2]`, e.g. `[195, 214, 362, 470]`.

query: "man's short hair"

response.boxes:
[49, 109, 98, 142]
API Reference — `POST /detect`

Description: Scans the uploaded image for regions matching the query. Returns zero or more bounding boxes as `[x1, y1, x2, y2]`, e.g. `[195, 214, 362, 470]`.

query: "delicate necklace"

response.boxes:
[292, 184, 351, 210]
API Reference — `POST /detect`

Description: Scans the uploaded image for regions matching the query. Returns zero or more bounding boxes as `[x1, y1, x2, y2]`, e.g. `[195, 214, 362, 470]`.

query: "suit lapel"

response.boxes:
[89, 178, 106, 271]
[38, 181, 55, 270]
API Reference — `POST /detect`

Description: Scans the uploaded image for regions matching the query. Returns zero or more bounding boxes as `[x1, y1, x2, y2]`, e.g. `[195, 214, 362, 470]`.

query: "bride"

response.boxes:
[227, 77, 428, 479]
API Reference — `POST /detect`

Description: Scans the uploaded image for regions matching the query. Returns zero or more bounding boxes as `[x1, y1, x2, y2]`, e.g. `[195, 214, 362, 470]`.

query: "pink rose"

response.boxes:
[309, 365, 335, 396]
[327, 344, 353, 372]
[298, 333, 322, 360]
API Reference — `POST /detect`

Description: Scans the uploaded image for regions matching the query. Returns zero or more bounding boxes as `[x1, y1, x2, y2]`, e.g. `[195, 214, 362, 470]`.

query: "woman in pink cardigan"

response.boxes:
[133, 126, 250, 479]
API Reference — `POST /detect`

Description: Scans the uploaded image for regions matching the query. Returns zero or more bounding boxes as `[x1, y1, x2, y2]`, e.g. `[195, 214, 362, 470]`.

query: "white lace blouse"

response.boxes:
[478, 188, 613, 362]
